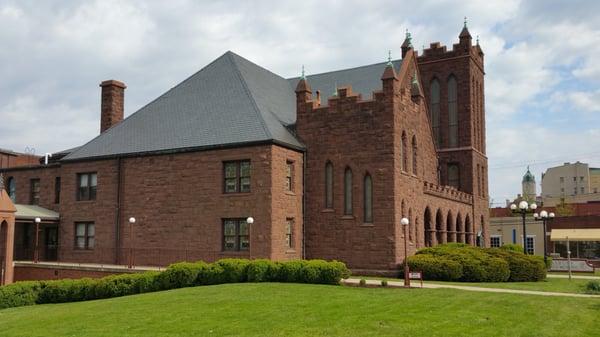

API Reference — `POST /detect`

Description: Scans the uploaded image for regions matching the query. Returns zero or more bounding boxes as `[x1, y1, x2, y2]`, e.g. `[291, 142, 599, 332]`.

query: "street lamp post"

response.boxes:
[128, 217, 136, 269]
[510, 200, 537, 254]
[533, 210, 555, 267]
[400, 217, 410, 287]
[33, 217, 41, 263]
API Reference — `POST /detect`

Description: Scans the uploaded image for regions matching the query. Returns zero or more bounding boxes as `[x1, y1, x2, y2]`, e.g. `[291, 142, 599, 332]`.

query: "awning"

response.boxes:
[550, 229, 600, 241]
[14, 204, 59, 221]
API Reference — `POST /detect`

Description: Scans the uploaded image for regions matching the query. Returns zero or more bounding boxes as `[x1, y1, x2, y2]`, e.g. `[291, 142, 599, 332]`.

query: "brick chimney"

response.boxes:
[100, 80, 126, 133]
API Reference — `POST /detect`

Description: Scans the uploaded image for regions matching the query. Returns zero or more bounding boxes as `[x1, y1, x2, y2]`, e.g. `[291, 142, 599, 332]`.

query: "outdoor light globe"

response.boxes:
[246, 217, 254, 224]
[549, 212, 555, 218]
[400, 217, 409, 226]
[510, 204, 517, 211]
[129, 217, 136, 224]
[34, 217, 41, 224]
[530, 203, 537, 210]
[518, 201, 528, 210]
[540, 210, 548, 218]
[533, 213, 539, 219]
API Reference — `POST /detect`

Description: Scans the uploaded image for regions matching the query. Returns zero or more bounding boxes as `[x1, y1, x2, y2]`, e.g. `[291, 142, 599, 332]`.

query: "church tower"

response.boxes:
[416, 19, 489, 244]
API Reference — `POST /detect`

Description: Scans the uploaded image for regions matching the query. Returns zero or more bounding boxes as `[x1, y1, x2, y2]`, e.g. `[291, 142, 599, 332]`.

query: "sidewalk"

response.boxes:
[547, 274, 600, 280]
[343, 278, 600, 298]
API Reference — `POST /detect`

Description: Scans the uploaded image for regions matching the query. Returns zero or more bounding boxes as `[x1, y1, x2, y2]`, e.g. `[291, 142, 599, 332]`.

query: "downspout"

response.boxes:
[302, 150, 307, 259]
[115, 157, 123, 264]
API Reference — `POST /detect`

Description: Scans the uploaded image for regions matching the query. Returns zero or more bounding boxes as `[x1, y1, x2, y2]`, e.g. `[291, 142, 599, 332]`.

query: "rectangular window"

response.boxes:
[224, 161, 251, 193]
[573, 177, 577, 182]
[512, 229, 517, 244]
[580, 176, 584, 182]
[581, 187, 585, 194]
[74, 222, 95, 250]
[525, 236, 535, 255]
[574, 187, 578, 195]
[54, 177, 61, 204]
[286, 218, 294, 248]
[30, 179, 40, 205]
[490, 236, 501, 248]
[286, 161, 294, 192]
[594, 188, 598, 193]
[22, 223, 31, 248]
[222, 219, 249, 251]
[559, 177, 564, 183]
[77, 173, 97, 201]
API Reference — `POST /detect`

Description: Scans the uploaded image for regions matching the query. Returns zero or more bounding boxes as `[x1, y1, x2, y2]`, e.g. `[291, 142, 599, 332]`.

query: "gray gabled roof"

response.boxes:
[64, 52, 403, 161]
[65, 51, 302, 161]
[288, 59, 402, 102]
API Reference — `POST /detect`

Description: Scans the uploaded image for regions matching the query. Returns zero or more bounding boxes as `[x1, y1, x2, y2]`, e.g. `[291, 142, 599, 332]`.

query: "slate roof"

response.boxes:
[64, 52, 403, 161]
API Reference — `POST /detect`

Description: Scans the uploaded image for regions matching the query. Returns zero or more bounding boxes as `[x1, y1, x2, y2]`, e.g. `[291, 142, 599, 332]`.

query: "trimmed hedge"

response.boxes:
[407, 244, 545, 282]
[0, 259, 350, 310]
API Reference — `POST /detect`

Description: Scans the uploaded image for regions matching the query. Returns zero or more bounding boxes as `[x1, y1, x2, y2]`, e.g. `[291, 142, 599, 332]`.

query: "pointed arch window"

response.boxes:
[430, 79, 441, 147]
[363, 174, 373, 223]
[448, 76, 458, 147]
[325, 161, 333, 209]
[402, 132, 408, 172]
[7, 177, 16, 202]
[412, 136, 418, 175]
[344, 167, 353, 215]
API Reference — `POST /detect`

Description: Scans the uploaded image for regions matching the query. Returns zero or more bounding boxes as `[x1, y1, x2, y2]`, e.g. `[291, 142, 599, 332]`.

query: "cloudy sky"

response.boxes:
[1, 0, 599, 204]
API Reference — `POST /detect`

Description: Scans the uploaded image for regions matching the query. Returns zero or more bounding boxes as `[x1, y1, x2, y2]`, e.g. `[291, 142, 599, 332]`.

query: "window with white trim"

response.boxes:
[490, 235, 501, 248]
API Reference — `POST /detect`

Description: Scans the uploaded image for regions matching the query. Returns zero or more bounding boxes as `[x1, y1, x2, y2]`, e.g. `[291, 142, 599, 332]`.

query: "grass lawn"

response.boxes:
[0, 283, 598, 337]
[549, 270, 600, 277]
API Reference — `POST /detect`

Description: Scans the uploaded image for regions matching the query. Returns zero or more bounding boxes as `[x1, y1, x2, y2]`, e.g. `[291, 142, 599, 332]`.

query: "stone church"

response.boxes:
[0, 23, 488, 280]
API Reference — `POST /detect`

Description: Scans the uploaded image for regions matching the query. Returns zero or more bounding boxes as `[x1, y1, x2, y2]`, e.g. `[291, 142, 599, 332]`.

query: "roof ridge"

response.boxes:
[287, 59, 401, 80]
[228, 52, 273, 140]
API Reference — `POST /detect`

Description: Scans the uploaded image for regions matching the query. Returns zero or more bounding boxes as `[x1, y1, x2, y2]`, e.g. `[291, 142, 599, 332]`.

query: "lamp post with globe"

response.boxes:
[510, 200, 537, 254]
[533, 210, 555, 266]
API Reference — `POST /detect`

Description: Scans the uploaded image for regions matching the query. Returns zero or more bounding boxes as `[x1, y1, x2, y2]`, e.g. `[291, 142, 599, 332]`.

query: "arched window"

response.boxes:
[325, 161, 333, 209]
[412, 136, 418, 175]
[448, 76, 458, 147]
[408, 208, 414, 242]
[402, 132, 408, 172]
[344, 167, 353, 215]
[7, 177, 15, 202]
[477, 164, 482, 196]
[430, 79, 441, 147]
[363, 174, 372, 223]
[448, 163, 460, 189]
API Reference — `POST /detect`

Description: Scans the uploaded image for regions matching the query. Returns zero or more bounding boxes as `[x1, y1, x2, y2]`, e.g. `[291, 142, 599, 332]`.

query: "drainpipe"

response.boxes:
[115, 157, 123, 264]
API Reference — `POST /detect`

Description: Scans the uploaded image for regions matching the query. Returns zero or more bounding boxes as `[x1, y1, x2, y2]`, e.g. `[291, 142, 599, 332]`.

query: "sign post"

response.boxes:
[409, 271, 423, 288]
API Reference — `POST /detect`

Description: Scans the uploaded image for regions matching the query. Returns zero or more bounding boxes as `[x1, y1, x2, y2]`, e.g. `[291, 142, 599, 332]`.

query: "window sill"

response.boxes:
[285, 249, 297, 254]
[222, 192, 252, 196]
[360, 223, 374, 227]
[340, 215, 355, 220]
[219, 251, 250, 255]
[75, 200, 97, 204]
[284, 191, 296, 196]
[73, 249, 95, 252]
[321, 209, 335, 213]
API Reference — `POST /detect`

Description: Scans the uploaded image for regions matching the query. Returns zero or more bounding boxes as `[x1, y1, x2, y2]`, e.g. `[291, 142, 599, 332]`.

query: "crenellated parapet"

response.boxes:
[417, 23, 484, 71]
[423, 181, 473, 205]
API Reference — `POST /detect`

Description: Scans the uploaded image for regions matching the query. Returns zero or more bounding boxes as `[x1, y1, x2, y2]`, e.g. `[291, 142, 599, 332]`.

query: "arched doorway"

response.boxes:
[466, 215, 473, 245]
[456, 213, 464, 243]
[436, 209, 446, 244]
[446, 211, 455, 243]
[424, 207, 434, 247]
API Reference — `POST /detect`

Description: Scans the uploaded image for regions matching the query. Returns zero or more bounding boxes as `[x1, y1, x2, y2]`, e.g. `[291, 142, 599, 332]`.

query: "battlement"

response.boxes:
[423, 181, 473, 205]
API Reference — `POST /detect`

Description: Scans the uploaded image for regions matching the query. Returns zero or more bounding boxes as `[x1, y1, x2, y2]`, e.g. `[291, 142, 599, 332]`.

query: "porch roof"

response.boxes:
[14, 204, 59, 221]
[550, 229, 600, 241]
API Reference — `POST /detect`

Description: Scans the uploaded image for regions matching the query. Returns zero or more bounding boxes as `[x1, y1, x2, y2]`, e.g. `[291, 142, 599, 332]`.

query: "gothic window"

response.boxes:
[448, 76, 458, 147]
[363, 174, 373, 223]
[430, 79, 441, 147]
[477, 164, 482, 196]
[325, 161, 333, 209]
[7, 177, 15, 202]
[412, 136, 418, 175]
[402, 132, 408, 172]
[448, 164, 460, 189]
[344, 167, 353, 215]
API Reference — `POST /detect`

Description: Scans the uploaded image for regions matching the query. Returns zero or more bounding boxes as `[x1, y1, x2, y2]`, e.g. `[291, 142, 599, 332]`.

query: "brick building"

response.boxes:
[1, 24, 488, 278]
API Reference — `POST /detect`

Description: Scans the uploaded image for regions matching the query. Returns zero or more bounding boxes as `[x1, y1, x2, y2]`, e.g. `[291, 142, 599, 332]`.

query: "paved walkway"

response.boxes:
[547, 274, 600, 280]
[343, 278, 600, 299]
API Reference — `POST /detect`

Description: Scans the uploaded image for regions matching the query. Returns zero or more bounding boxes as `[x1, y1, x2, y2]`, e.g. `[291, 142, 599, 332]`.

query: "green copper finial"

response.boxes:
[476, 35, 480, 45]
[387, 50, 393, 66]
[464, 16, 468, 28]
[301, 65, 305, 79]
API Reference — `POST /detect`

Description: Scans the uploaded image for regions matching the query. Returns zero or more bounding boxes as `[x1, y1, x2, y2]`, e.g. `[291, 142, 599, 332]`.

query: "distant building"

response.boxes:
[522, 166, 536, 202]
[541, 162, 600, 206]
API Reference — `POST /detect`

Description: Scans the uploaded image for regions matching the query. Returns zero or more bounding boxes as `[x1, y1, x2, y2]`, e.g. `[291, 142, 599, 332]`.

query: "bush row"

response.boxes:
[406, 243, 546, 282]
[0, 258, 350, 310]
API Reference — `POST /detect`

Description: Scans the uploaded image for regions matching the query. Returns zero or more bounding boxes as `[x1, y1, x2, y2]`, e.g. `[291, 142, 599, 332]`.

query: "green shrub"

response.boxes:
[500, 244, 524, 253]
[359, 279, 366, 286]
[196, 263, 225, 285]
[158, 262, 207, 289]
[381, 280, 388, 287]
[38, 278, 96, 303]
[544, 256, 553, 270]
[277, 260, 305, 283]
[247, 259, 279, 282]
[215, 259, 250, 283]
[487, 249, 546, 282]
[585, 280, 600, 294]
[407, 254, 463, 281]
[0, 281, 42, 309]
[480, 257, 511, 282]
[135, 271, 162, 293]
